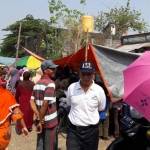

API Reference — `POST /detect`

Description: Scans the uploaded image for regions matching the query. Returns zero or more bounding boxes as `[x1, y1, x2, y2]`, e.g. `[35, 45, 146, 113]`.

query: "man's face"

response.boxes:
[80, 72, 95, 86]
[44, 68, 56, 78]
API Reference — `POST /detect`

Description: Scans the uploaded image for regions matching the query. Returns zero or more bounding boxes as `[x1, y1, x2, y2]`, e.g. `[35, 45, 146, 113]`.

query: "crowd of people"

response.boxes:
[0, 60, 128, 150]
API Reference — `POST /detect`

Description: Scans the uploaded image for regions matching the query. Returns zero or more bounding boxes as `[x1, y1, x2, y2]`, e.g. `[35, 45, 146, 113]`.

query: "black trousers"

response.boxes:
[66, 119, 99, 150]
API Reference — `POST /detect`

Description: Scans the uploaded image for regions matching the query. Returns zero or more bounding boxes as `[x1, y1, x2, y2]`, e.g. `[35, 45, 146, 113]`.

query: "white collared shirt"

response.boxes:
[67, 81, 106, 126]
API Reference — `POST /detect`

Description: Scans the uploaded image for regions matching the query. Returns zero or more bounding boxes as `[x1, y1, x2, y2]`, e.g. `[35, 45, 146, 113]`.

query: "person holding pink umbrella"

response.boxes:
[123, 51, 150, 121]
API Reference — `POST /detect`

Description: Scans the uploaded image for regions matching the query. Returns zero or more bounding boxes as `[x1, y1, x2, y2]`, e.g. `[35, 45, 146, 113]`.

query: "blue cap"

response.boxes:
[41, 60, 58, 71]
[80, 61, 95, 73]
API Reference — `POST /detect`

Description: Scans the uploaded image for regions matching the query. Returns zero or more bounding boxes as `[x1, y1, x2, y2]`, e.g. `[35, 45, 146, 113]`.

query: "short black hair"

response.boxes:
[23, 71, 31, 80]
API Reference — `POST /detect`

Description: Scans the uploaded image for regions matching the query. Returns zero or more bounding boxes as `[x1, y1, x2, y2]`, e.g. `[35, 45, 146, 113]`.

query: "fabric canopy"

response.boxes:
[0, 56, 15, 66]
[54, 44, 101, 72]
[54, 44, 140, 99]
[16, 56, 42, 69]
[94, 44, 139, 98]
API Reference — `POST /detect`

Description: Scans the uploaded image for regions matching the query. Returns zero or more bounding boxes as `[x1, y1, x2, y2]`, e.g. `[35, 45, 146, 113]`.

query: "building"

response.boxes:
[116, 32, 150, 53]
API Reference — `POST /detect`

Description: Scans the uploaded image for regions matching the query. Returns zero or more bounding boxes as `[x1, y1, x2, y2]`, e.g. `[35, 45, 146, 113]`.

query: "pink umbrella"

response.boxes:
[123, 51, 150, 120]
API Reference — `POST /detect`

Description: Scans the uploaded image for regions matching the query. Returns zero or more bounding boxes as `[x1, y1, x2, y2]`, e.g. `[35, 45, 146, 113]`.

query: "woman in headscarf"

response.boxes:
[0, 68, 28, 150]
[7, 68, 20, 95]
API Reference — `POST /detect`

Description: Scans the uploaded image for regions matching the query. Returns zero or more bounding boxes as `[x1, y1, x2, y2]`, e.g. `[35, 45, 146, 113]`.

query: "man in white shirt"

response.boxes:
[66, 61, 106, 150]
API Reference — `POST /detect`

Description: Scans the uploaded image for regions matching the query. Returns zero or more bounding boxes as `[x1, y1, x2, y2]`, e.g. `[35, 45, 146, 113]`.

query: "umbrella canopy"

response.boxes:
[16, 56, 41, 69]
[123, 51, 150, 120]
[0, 56, 15, 66]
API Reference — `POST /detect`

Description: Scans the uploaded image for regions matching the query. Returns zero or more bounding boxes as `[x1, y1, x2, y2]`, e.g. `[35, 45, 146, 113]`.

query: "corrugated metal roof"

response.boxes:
[116, 43, 150, 52]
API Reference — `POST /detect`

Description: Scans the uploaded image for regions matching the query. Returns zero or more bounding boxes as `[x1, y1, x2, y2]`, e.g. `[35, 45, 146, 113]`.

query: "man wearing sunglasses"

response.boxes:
[30, 60, 58, 150]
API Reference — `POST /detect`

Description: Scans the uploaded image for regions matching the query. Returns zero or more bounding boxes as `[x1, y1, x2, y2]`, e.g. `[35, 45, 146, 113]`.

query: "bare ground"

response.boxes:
[8, 125, 114, 150]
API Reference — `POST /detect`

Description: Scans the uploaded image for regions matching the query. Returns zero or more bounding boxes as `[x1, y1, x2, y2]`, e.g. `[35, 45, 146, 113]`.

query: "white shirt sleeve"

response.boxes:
[98, 87, 106, 111]
[66, 86, 71, 106]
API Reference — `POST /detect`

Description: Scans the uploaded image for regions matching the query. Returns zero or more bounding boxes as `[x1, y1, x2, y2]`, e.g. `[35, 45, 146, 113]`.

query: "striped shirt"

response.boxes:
[31, 75, 58, 128]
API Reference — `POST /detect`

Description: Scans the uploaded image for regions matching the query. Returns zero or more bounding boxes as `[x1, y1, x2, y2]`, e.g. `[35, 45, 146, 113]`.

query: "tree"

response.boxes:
[95, 0, 148, 38]
[1, 1, 87, 58]
[0, 15, 51, 57]
[48, 0, 86, 55]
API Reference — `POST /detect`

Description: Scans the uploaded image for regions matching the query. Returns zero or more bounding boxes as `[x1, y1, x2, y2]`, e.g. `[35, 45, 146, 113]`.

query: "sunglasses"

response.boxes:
[47, 67, 56, 71]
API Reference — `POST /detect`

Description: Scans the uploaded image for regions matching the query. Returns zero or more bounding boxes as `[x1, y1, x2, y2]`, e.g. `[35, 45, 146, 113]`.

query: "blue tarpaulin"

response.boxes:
[0, 56, 15, 66]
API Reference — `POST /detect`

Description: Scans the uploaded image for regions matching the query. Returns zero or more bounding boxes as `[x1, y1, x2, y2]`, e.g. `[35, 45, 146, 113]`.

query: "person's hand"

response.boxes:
[36, 123, 42, 134]
[33, 112, 40, 121]
[21, 127, 29, 136]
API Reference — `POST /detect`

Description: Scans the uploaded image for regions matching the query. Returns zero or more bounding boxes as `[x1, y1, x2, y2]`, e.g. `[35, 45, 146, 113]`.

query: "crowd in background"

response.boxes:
[0, 64, 126, 149]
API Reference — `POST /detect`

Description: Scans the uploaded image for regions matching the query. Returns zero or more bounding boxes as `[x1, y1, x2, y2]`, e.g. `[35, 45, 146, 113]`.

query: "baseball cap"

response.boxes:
[80, 61, 95, 73]
[41, 60, 58, 71]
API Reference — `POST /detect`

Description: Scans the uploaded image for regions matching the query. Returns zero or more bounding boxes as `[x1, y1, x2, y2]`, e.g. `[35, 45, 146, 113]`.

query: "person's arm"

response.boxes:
[30, 98, 43, 133]
[13, 107, 28, 136]
[98, 87, 106, 111]
[66, 85, 71, 106]
[8, 90, 28, 135]
[30, 99, 40, 118]
[39, 83, 55, 121]
[18, 118, 29, 136]
[39, 101, 49, 121]
[30, 86, 40, 118]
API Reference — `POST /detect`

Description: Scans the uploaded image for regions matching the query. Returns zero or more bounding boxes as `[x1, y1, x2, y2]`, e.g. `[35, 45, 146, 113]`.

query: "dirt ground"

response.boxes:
[9, 125, 114, 150]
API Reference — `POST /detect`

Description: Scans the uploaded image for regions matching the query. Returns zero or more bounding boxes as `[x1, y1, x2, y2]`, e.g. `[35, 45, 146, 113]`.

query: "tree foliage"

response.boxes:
[1, 0, 86, 58]
[49, 0, 84, 25]
[1, 15, 51, 57]
[48, 0, 86, 55]
[95, 0, 148, 38]
[2, 0, 148, 58]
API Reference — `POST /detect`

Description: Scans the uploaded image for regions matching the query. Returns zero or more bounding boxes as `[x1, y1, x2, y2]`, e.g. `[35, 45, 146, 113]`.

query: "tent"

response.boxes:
[0, 56, 15, 66]
[54, 43, 140, 99]
[0, 46, 44, 67]
[14, 46, 45, 69]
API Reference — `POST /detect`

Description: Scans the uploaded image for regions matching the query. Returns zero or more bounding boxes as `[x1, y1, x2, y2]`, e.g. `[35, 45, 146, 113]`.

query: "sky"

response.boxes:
[0, 0, 150, 43]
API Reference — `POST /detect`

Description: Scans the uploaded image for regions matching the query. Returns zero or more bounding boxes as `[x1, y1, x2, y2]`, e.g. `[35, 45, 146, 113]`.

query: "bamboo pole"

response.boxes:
[85, 30, 89, 61]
